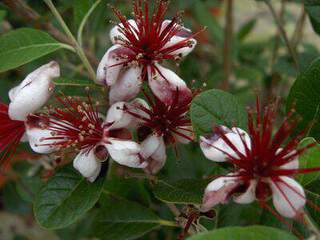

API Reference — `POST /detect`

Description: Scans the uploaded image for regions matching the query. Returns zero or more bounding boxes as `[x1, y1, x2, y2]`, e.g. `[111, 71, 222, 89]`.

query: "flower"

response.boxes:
[27, 93, 145, 182]
[8, 61, 60, 121]
[0, 62, 60, 168]
[96, 0, 196, 104]
[200, 100, 319, 220]
[124, 88, 194, 174]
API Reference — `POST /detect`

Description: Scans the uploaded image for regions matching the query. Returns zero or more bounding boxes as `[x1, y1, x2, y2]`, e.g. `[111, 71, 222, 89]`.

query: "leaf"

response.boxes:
[153, 179, 209, 205]
[0, 28, 70, 72]
[92, 193, 173, 240]
[297, 137, 320, 186]
[237, 19, 257, 42]
[304, 0, 320, 36]
[191, 89, 247, 136]
[287, 58, 320, 139]
[34, 165, 104, 229]
[187, 226, 298, 240]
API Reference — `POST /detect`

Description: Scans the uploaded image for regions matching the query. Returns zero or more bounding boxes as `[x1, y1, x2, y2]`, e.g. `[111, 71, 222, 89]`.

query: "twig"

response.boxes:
[222, 0, 234, 90]
[291, 6, 307, 51]
[264, 0, 300, 71]
[44, 0, 96, 81]
[1, 0, 99, 66]
[167, 203, 181, 217]
[304, 213, 320, 239]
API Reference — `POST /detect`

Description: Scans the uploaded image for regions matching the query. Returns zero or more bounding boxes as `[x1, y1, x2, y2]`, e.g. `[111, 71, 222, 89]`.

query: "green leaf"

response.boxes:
[237, 19, 257, 42]
[287, 58, 320, 139]
[34, 165, 104, 229]
[92, 193, 173, 240]
[153, 179, 209, 205]
[191, 89, 247, 136]
[187, 226, 298, 240]
[0, 28, 70, 73]
[304, 0, 320, 36]
[297, 137, 320, 186]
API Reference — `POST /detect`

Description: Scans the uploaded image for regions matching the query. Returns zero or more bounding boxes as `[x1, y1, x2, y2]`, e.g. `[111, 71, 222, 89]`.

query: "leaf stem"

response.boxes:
[44, 0, 96, 81]
[158, 219, 178, 227]
[264, 0, 300, 72]
[304, 213, 320, 239]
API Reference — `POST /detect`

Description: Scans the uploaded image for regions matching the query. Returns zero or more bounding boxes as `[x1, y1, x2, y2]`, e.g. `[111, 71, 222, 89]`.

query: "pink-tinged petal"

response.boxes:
[26, 127, 59, 154]
[8, 61, 60, 121]
[277, 149, 299, 170]
[233, 180, 257, 204]
[73, 149, 101, 182]
[110, 19, 138, 44]
[96, 45, 134, 86]
[270, 176, 306, 219]
[105, 101, 134, 130]
[106, 138, 146, 168]
[109, 66, 142, 104]
[200, 127, 251, 162]
[160, 20, 197, 58]
[141, 134, 166, 174]
[201, 175, 240, 212]
[148, 64, 191, 105]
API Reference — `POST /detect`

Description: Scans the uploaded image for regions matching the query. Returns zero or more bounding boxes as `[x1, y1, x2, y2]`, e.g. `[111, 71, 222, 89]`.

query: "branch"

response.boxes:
[1, 0, 99, 66]
[291, 5, 306, 51]
[264, 0, 300, 71]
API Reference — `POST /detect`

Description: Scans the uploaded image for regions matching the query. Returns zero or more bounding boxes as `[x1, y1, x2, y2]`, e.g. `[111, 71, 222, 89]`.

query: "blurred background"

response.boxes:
[0, 0, 318, 239]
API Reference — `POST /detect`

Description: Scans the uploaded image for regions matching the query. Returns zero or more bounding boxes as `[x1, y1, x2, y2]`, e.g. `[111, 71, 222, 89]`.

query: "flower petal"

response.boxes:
[201, 175, 239, 212]
[270, 176, 306, 219]
[73, 149, 101, 182]
[148, 64, 192, 105]
[110, 19, 138, 44]
[233, 180, 257, 204]
[106, 138, 146, 168]
[105, 101, 134, 130]
[26, 127, 59, 154]
[8, 61, 60, 121]
[109, 66, 142, 104]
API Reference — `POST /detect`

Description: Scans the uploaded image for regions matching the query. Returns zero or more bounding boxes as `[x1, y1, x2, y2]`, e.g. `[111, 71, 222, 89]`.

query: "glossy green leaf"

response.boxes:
[34, 165, 104, 229]
[187, 226, 298, 240]
[191, 89, 247, 136]
[297, 137, 320, 186]
[287, 58, 320, 139]
[0, 28, 70, 72]
[92, 193, 173, 240]
[153, 179, 209, 205]
[305, 0, 320, 36]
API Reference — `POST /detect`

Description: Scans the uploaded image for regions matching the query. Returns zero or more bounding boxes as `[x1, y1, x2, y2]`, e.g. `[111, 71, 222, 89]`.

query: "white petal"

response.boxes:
[160, 20, 197, 58]
[109, 66, 142, 104]
[96, 45, 134, 86]
[201, 175, 239, 212]
[8, 61, 60, 121]
[73, 150, 101, 182]
[148, 64, 191, 105]
[105, 101, 133, 130]
[110, 19, 138, 44]
[233, 180, 257, 204]
[270, 176, 306, 218]
[26, 127, 59, 154]
[106, 138, 146, 168]
[200, 127, 251, 162]
[140, 134, 162, 159]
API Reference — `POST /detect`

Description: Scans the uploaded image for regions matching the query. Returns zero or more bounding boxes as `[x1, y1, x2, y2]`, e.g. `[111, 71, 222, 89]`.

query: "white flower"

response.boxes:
[8, 61, 60, 121]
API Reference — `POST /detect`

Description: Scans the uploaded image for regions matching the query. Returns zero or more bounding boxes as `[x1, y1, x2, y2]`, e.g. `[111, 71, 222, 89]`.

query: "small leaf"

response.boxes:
[34, 165, 104, 229]
[287, 58, 320, 140]
[237, 19, 256, 42]
[92, 193, 171, 240]
[191, 89, 247, 136]
[153, 179, 209, 205]
[187, 226, 298, 240]
[0, 28, 69, 72]
[297, 137, 320, 186]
